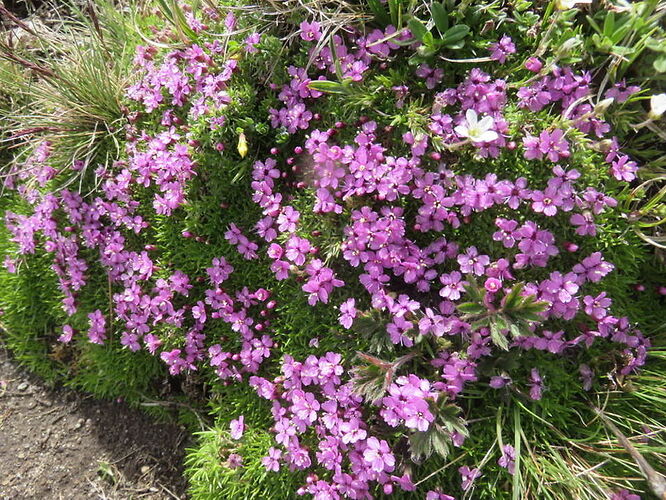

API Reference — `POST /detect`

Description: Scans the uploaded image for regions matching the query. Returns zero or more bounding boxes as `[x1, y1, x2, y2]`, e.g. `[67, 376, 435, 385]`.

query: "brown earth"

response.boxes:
[0, 347, 189, 500]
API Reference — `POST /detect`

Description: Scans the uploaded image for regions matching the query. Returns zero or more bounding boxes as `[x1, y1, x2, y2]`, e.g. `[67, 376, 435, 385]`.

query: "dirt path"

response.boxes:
[0, 347, 189, 500]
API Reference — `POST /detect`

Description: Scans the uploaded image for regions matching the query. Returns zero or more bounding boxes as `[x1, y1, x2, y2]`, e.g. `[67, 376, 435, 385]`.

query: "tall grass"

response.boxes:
[0, 1, 141, 192]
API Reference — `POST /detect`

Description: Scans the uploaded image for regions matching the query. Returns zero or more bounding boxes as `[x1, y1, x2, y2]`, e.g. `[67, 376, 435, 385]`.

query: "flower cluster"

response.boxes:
[248, 353, 420, 498]
[1, 7, 658, 499]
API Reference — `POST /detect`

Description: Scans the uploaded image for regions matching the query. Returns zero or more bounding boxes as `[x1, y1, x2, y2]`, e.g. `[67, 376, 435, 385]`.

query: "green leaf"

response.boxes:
[654, 56, 666, 72]
[422, 31, 436, 47]
[471, 318, 491, 330]
[490, 321, 510, 350]
[441, 24, 470, 45]
[367, 0, 391, 26]
[503, 282, 524, 310]
[408, 18, 428, 42]
[603, 12, 615, 39]
[457, 302, 485, 315]
[431, 428, 451, 458]
[409, 431, 433, 462]
[432, 2, 449, 34]
[307, 80, 348, 94]
[494, 315, 508, 331]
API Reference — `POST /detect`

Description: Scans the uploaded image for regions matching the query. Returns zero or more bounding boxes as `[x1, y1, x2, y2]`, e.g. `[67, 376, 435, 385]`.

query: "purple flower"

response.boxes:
[426, 490, 456, 500]
[277, 206, 300, 233]
[493, 218, 519, 248]
[87, 310, 107, 345]
[490, 374, 512, 389]
[230, 415, 245, 439]
[498, 444, 516, 474]
[540, 129, 570, 162]
[338, 298, 357, 329]
[457, 247, 490, 276]
[489, 35, 516, 63]
[299, 20, 322, 42]
[604, 80, 640, 103]
[583, 292, 612, 320]
[610, 489, 641, 500]
[363, 437, 395, 473]
[58, 325, 74, 343]
[570, 212, 596, 236]
[285, 236, 312, 266]
[531, 188, 562, 216]
[523, 129, 570, 162]
[386, 316, 414, 347]
[579, 364, 593, 391]
[439, 271, 467, 300]
[416, 64, 444, 90]
[227, 453, 243, 469]
[459, 465, 481, 491]
[262, 447, 282, 472]
[528, 368, 543, 400]
[525, 57, 543, 72]
[573, 252, 614, 283]
[419, 308, 447, 337]
[610, 154, 638, 182]
[244, 33, 261, 54]
[484, 278, 502, 293]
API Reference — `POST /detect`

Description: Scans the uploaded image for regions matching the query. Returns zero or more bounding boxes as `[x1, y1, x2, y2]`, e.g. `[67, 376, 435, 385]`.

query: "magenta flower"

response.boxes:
[570, 212, 596, 236]
[419, 308, 447, 337]
[531, 188, 561, 216]
[277, 206, 300, 233]
[426, 490, 456, 500]
[528, 368, 543, 400]
[244, 33, 261, 54]
[484, 278, 502, 293]
[540, 129, 570, 162]
[87, 310, 107, 345]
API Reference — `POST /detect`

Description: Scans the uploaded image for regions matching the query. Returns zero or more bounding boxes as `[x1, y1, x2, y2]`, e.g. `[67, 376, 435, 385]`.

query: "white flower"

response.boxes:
[556, 0, 592, 10]
[454, 109, 499, 143]
[649, 93, 666, 120]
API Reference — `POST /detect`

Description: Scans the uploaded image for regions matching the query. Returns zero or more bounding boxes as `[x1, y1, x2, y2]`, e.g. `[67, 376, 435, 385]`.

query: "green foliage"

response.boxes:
[458, 280, 549, 350]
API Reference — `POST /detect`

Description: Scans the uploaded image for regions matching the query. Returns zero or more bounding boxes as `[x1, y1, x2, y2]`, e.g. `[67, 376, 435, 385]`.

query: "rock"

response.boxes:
[17, 382, 29, 391]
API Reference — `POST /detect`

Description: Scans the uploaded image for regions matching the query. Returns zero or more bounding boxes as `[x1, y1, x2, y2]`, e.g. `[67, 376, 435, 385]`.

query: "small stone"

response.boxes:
[17, 382, 29, 391]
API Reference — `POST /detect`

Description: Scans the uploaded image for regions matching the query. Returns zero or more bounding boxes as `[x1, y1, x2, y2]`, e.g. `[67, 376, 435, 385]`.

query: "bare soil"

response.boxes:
[0, 347, 189, 500]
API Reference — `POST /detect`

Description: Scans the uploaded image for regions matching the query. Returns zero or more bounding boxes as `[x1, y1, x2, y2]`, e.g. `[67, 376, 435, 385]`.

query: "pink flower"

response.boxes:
[484, 278, 502, 293]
